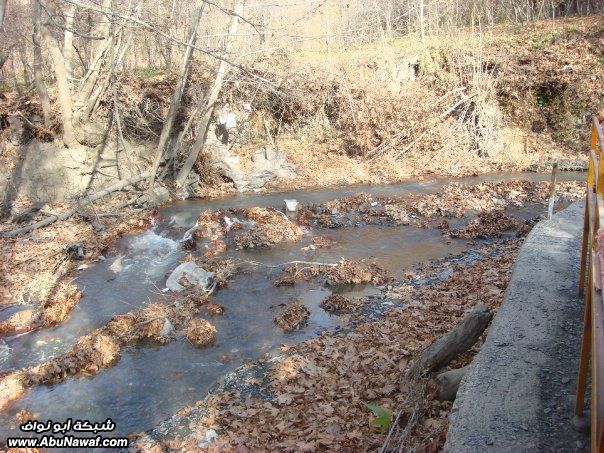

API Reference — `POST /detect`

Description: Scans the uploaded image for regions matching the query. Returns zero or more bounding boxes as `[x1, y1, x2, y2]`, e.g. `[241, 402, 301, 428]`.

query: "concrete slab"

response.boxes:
[445, 201, 589, 452]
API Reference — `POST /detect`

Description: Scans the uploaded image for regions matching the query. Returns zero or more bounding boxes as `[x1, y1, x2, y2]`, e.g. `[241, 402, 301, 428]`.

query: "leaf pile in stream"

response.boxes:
[282, 259, 391, 286]
[186, 319, 217, 347]
[0, 280, 84, 340]
[445, 210, 521, 239]
[274, 303, 311, 332]
[192, 207, 304, 253]
[139, 239, 521, 452]
[234, 207, 304, 249]
[305, 180, 583, 228]
[320, 294, 353, 313]
[0, 294, 214, 411]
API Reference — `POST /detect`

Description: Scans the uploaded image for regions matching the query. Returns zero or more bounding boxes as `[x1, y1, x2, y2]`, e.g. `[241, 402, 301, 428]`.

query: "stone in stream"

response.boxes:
[166, 262, 214, 291]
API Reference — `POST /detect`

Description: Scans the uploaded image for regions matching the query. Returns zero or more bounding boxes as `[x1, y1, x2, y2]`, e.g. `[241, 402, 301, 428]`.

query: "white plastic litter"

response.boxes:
[285, 199, 299, 213]
[165, 262, 214, 291]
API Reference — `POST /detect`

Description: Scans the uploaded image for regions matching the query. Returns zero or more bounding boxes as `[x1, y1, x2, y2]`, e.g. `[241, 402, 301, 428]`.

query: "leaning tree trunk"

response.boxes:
[407, 304, 492, 377]
[174, 0, 245, 190]
[42, 25, 77, 147]
[147, 5, 204, 195]
[32, 0, 52, 126]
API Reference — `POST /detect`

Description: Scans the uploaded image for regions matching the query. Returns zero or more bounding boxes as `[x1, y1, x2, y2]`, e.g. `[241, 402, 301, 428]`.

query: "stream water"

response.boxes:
[0, 172, 585, 442]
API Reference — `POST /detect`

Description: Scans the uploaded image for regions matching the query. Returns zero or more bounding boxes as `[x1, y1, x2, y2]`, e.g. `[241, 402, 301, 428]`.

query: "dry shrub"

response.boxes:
[185, 318, 216, 347]
[274, 303, 310, 332]
[320, 294, 353, 313]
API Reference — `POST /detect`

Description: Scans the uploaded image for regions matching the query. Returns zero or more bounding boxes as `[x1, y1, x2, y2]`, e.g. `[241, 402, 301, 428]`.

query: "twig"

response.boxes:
[236, 259, 339, 268]
[2, 171, 151, 237]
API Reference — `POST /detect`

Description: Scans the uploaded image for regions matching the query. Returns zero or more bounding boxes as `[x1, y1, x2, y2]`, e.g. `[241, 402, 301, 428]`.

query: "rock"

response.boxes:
[74, 120, 111, 147]
[210, 143, 297, 192]
[199, 429, 219, 448]
[11, 203, 46, 223]
[160, 318, 175, 337]
[7, 115, 24, 146]
[148, 186, 170, 205]
[91, 220, 106, 235]
[436, 366, 469, 401]
[165, 262, 214, 291]
[110, 256, 124, 273]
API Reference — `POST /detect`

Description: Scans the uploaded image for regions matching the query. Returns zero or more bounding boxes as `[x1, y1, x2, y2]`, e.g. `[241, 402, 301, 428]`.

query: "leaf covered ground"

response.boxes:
[135, 239, 521, 452]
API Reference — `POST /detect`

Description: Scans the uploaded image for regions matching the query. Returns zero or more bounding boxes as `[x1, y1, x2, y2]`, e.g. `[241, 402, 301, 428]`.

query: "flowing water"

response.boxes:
[0, 172, 585, 442]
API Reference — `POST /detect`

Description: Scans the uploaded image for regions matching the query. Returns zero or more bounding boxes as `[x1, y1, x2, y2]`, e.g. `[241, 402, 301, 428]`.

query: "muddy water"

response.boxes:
[0, 172, 584, 441]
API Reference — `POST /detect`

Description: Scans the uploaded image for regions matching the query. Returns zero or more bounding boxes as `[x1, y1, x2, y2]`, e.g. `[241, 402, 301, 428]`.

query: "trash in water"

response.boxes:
[285, 199, 299, 213]
[165, 262, 214, 291]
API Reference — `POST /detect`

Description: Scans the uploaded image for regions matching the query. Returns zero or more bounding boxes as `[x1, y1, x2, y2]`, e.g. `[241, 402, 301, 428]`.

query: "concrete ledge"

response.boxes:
[445, 201, 588, 452]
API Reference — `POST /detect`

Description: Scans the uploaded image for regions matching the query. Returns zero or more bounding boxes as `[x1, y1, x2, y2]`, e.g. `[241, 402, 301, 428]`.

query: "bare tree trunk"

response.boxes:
[419, 0, 426, 47]
[42, 25, 78, 147]
[64, 4, 77, 81]
[148, 6, 203, 194]
[175, 0, 245, 190]
[0, 0, 6, 27]
[75, 0, 112, 111]
[32, 0, 52, 127]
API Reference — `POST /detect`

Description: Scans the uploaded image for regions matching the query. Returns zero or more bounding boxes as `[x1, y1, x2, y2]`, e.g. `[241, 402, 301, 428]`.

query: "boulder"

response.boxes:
[209, 142, 297, 192]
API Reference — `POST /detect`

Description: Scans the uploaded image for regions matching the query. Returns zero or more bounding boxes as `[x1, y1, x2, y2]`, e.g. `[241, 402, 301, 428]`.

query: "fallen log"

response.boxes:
[2, 171, 151, 237]
[407, 304, 492, 377]
[435, 365, 469, 401]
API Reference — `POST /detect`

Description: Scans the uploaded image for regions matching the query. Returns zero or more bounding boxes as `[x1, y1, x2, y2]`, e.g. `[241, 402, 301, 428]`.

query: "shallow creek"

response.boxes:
[0, 172, 584, 441]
